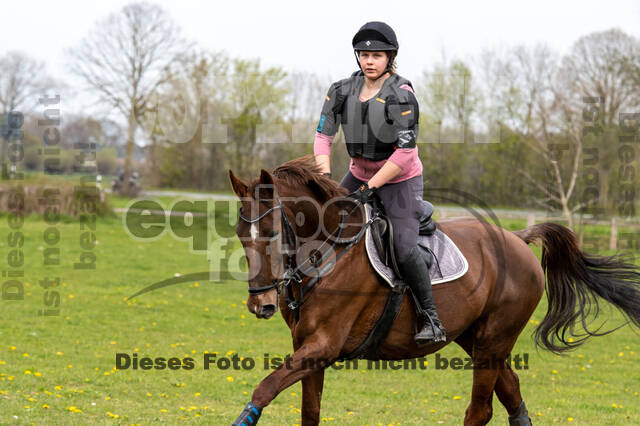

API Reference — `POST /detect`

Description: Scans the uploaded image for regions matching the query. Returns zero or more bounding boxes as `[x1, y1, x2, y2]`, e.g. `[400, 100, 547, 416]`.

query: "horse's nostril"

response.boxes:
[260, 304, 276, 317]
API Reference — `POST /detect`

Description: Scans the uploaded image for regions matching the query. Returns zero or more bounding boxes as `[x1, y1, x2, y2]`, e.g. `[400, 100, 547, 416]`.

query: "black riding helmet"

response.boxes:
[352, 21, 398, 78]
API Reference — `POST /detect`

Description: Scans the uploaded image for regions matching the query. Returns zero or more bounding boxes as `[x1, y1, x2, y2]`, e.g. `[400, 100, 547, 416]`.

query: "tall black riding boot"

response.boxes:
[400, 246, 446, 344]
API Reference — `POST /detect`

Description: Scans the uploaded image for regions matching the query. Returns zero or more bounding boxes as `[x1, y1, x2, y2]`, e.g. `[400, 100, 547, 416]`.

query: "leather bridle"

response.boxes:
[237, 191, 374, 322]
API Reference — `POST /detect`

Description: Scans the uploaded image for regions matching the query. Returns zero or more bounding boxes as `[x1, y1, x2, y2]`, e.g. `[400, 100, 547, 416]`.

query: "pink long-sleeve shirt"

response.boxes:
[313, 83, 422, 183]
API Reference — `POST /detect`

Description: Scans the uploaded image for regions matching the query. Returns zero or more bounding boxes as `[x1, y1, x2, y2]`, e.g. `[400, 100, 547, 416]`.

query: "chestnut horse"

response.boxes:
[228, 157, 640, 426]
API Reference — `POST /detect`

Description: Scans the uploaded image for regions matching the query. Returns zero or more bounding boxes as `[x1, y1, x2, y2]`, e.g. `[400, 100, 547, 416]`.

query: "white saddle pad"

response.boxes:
[364, 204, 469, 287]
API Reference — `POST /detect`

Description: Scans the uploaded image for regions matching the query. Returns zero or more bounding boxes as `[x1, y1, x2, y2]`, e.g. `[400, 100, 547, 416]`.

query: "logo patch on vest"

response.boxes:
[317, 114, 326, 132]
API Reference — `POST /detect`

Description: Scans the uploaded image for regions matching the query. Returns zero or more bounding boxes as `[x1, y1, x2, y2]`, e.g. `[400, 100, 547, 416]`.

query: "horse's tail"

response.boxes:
[513, 222, 640, 354]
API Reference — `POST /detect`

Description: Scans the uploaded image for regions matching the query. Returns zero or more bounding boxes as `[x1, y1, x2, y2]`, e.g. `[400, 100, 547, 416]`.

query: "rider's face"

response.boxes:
[358, 51, 389, 80]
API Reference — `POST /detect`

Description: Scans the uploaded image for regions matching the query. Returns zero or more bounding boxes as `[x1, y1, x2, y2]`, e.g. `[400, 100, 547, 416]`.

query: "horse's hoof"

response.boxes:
[232, 402, 263, 425]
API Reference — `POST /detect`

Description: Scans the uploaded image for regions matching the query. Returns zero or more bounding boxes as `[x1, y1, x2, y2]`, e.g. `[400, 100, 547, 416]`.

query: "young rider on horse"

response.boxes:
[314, 21, 446, 344]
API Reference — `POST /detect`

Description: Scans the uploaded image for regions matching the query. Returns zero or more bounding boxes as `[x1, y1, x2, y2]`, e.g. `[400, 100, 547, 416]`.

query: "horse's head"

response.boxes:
[229, 157, 354, 320]
[229, 168, 285, 319]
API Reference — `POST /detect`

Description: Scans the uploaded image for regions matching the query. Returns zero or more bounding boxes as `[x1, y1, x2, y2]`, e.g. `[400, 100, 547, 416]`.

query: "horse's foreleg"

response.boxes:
[301, 369, 325, 425]
[232, 335, 335, 425]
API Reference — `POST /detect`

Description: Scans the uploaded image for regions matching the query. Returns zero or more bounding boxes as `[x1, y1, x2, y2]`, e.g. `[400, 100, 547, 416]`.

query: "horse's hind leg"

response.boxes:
[455, 325, 531, 426]
[494, 363, 530, 424]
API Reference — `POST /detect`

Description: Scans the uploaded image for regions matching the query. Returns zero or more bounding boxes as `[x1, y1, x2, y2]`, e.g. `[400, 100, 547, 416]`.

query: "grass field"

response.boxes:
[1, 203, 639, 425]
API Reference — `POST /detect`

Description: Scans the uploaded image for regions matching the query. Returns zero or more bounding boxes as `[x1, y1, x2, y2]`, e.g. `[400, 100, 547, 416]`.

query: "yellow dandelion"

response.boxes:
[0, 360, 5, 365]
[105, 396, 111, 400]
[24, 370, 32, 375]
[433, 392, 439, 396]
[453, 395, 462, 400]
[42, 404, 49, 409]
[552, 370, 558, 374]
[568, 417, 574, 422]
[147, 393, 152, 397]
[55, 385, 63, 390]
[56, 351, 63, 355]
[612, 403, 618, 408]
[110, 341, 116, 345]
[34, 372, 42, 377]
[9, 346, 16, 350]
[194, 392, 200, 396]
[226, 376, 234, 382]
[618, 352, 624, 357]
[160, 409, 168, 413]
[23, 353, 29, 357]
[430, 409, 436, 413]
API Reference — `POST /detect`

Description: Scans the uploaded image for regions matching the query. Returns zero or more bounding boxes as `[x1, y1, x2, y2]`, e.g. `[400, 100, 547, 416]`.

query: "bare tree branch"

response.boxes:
[66, 2, 191, 195]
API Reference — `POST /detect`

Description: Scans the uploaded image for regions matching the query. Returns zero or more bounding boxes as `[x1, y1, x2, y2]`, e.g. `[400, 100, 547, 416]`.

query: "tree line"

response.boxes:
[1, 2, 638, 224]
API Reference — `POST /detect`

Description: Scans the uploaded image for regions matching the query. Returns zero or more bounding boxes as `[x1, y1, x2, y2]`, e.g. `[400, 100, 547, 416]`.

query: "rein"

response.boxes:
[238, 191, 375, 322]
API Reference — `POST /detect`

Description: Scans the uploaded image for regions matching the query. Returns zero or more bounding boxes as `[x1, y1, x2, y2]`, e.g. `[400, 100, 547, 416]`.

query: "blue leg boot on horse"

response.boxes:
[232, 402, 262, 426]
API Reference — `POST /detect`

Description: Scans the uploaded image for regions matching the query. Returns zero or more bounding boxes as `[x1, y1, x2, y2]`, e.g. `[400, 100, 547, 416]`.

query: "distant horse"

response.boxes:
[228, 156, 640, 426]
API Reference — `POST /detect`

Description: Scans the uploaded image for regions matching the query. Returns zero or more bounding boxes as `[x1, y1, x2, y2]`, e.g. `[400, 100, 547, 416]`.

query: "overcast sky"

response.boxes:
[3, 0, 639, 115]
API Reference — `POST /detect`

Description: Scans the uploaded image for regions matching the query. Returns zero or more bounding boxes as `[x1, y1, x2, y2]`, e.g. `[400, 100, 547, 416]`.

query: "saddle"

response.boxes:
[369, 198, 437, 278]
[339, 200, 468, 361]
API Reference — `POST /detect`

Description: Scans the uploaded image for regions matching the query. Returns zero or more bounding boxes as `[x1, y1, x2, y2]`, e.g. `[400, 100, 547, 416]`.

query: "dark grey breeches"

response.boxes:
[340, 171, 424, 263]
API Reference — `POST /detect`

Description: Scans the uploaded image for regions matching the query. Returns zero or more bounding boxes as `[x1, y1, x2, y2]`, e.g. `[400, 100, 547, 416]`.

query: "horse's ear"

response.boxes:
[259, 169, 274, 186]
[228, 169, 248, 198]
[256, 169, 276, 201]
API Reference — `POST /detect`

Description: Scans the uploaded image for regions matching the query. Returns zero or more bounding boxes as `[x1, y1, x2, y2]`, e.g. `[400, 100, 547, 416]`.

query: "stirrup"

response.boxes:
[415, 314, 446, 344]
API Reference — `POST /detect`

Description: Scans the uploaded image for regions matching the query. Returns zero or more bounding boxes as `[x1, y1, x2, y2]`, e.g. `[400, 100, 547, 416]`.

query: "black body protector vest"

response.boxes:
[316, 71, 419, 161]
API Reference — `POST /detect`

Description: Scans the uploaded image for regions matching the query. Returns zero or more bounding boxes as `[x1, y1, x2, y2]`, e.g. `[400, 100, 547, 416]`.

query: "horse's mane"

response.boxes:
[268, 155, 347, 200]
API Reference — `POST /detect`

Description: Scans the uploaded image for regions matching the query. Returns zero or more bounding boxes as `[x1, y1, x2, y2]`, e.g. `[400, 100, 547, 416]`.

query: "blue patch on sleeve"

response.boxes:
[317, 114, 326, 132]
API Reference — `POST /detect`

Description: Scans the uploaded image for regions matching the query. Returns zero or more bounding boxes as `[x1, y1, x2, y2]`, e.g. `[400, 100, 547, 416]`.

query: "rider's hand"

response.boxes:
[348, 182, 377, 204]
